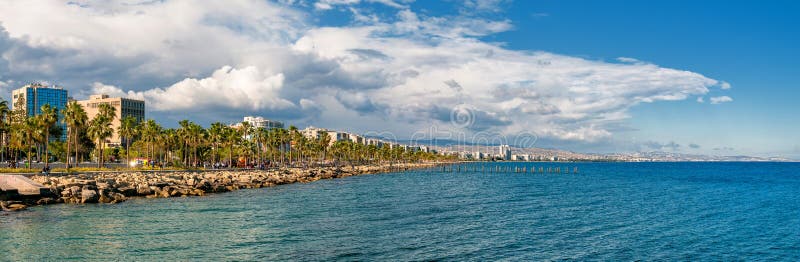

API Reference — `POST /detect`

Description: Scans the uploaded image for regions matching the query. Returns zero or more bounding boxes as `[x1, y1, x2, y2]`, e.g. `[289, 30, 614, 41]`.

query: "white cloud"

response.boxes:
[617, 57, 642, 64]
[710, 96, 733, 104]
[462, 0, 510, 13]
[99, 66, 293, 112]
[0, 1, 727, 144]
[314, 0, 408, 10]
[720, 81, 731, 90]
[697, 97, 704, 103]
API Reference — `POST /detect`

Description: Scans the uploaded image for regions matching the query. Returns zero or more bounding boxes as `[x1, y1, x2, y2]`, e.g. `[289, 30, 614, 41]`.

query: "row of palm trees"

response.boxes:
[0, 98, 453, 170]
[0, 97, 118, 169]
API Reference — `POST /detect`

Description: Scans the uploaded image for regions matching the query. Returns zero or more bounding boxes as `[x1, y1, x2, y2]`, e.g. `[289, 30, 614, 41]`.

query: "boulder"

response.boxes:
[118, 187, 137, 197]
[111, 193, 127, 203]
[36, 198, 56, 205]
[81, 189, 99, 203]
[137, 185, 153, 196]
[5, 203, 27, 211]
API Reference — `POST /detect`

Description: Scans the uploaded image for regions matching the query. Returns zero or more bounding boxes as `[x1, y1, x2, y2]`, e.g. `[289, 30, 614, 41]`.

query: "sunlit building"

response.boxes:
[12, 83, 69, 141]
[77, 94, 146, 147]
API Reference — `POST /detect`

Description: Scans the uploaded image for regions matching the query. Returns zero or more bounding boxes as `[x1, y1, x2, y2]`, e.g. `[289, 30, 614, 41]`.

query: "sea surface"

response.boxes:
[2, 162, 799, 260]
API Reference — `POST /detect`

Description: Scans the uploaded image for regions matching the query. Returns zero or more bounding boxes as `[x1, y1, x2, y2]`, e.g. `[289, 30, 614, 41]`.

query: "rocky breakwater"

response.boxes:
[1, 162, 437, 211]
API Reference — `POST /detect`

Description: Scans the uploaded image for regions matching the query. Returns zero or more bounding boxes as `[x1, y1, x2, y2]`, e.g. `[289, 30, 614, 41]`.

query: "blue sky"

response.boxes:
[0, 0, 797, 158]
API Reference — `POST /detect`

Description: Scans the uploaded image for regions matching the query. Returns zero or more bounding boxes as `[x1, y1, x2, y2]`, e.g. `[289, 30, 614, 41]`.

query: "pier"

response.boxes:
[427, 163, 580, 174]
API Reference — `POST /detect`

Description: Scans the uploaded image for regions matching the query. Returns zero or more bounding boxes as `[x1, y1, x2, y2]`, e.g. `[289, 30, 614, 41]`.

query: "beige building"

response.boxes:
[77, 94, 145, 147]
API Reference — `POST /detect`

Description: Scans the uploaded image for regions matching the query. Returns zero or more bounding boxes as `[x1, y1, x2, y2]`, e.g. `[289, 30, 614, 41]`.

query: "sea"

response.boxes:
[1, 162, 799, 261]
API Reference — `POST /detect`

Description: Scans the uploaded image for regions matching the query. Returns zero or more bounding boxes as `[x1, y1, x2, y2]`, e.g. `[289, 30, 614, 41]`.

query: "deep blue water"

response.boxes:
[2, 162, 799, 260]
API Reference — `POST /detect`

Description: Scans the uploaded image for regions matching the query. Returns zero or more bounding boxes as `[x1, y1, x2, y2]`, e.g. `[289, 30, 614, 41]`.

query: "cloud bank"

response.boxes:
[0, 0, 730, 145]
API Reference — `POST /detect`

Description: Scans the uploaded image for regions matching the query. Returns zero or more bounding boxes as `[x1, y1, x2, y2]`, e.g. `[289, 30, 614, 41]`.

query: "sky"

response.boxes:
[0, 0, 797, 158]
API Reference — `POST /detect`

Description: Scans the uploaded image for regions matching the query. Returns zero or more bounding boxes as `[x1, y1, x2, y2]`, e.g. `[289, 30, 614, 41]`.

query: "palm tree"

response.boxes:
[21, 117, 38, 168]
[207, 122, 225, 165]
[0, 99, 9, 162]
[87, 115, 113, 168]
[177, 120, 191, 166]
[272, 128, 289, 166]
[98, 103, 116, 121]
[62, 102, 88, 169]
[160, 128, 177, 167]
[225, 126, 240, 167]
[187, 122, 204, 167]
[238, 121, 252, 166]
[118, 116, 139, 166]
[38, 104, 59, 168]
[288, 125, 299, 165]
[139, 119, 161, 162]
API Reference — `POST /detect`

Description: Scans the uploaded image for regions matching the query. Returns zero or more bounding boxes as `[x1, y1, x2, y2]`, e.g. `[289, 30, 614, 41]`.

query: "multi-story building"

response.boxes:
[473, 151, 484, 160]
[77, 94, 146, 147]
[348, 133, 364, 145]
[365, 138, 384, 148]
[327, 131, 349, 146]
[11, 83, 69, 141]
[499, 144, 512, 160]
[241, 116, 283, 129]
[301, 126, 329, 140]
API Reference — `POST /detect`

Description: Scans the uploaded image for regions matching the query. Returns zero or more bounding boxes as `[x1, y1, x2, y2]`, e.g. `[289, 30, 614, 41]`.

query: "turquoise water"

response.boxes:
[2, 162, 799, 260]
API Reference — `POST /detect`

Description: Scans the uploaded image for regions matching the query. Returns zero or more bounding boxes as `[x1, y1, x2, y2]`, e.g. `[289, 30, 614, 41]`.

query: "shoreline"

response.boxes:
[1, 162, 445, 212]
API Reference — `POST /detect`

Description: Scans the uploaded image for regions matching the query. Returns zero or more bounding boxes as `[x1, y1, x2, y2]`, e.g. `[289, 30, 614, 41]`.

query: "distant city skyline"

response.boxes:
[0, 1, 797, 159]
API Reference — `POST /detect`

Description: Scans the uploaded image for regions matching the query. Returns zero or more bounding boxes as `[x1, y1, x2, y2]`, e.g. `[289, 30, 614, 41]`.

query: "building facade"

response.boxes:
[499, 144, 512, 160]
[11, 83, 69, 141]
[77, 94, 146, 147]
[242, 116, 284, 129]
[301, 126, 330, 140]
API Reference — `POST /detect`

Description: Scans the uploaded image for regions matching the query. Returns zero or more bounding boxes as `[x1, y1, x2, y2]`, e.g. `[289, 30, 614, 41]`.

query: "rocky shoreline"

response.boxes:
[1, 162, 440, 212]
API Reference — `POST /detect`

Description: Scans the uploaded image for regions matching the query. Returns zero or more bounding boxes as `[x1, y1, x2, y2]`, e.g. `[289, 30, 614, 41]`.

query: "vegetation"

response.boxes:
[0, 98, 455, 171]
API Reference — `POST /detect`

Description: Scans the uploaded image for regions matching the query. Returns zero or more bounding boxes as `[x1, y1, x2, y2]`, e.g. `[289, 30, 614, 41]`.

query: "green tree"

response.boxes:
[38, 104, 59, 168]
[0, 99, 9, 162]
[87, 115, 113, 168]
[118, 116, 139, 166]
[21, 117, 38, 167]
[62, 101, 88, 169]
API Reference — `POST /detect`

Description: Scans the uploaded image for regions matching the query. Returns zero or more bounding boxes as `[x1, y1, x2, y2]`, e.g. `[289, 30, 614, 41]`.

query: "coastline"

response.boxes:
[0, 162, 444, 212]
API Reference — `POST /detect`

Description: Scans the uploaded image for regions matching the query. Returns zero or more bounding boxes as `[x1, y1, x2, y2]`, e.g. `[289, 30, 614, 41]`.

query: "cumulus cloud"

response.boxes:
[0, 0, 727, 145]
[710, 96, 733, 104]
[696, 97, 704, 103]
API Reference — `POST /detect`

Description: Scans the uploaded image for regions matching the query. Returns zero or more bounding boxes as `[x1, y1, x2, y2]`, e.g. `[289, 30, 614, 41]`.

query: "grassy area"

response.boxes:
[0, 168, 40, 173]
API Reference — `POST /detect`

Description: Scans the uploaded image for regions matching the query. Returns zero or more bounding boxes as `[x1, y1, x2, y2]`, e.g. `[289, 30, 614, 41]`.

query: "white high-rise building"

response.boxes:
[239, 116, 283, 129]
[499, 145, 512, 160]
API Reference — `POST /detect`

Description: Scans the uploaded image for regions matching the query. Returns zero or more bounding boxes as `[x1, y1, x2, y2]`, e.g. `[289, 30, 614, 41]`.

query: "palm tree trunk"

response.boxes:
[97, 139, 102, 168]
[125, 137, 130, 168]
[74, 133, 79, 168]
[44, 130, 49, 168]
[228, 144, 233, 168]
[66, 128, 70, 170]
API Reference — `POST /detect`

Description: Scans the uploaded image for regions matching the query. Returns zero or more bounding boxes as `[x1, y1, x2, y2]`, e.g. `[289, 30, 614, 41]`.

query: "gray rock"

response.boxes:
[81, 189, 99, 203]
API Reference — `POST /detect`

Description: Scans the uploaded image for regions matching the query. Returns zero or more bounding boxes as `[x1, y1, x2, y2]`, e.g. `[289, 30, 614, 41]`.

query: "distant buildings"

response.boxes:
[12, 83, 69, 141]
[301, 126, 329, 140]
[77, 94, 146, 147]
[299, 126, 416, 150]
[239, 116, 284, 129]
